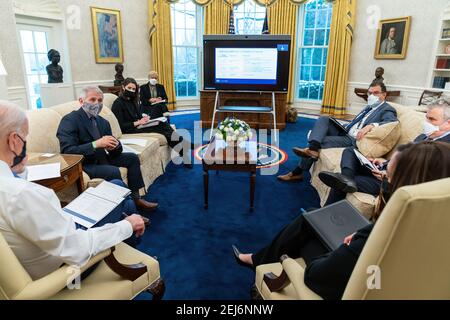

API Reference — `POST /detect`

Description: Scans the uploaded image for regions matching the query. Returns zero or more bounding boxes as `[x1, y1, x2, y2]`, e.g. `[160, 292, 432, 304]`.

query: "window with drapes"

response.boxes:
[297, 0, 332, 101]
[171, 0, 203, 98]
[234, 0, 266, 35]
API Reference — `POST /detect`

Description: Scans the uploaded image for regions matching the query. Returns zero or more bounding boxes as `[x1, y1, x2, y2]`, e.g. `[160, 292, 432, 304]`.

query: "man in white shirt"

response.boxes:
[0, 100, 146, 280]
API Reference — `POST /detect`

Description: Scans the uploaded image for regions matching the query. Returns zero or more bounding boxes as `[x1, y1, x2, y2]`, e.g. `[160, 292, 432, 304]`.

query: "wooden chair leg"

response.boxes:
[146, 278, 166, 300]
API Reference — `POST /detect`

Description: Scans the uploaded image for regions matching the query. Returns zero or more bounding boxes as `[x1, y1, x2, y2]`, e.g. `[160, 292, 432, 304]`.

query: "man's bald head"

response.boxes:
[0, 101, 27, 140]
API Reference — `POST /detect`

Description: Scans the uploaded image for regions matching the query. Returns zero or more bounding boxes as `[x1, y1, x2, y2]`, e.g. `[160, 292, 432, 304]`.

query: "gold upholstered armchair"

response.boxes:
[254, 178, 450, 300]
[0, 237, 165, 300]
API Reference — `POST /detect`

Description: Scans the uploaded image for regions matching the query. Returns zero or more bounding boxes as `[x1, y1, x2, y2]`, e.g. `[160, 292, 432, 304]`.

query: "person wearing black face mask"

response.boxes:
[111, 77, 194, 168]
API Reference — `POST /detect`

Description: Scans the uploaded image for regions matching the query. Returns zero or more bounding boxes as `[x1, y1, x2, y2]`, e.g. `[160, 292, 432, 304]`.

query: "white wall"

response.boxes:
[346, 0, 450, 114]
[0, 0, 151, 109]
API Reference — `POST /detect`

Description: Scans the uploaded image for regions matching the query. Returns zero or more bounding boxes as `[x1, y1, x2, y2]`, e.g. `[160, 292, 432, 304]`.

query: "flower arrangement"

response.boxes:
[214, 117, 253, 143]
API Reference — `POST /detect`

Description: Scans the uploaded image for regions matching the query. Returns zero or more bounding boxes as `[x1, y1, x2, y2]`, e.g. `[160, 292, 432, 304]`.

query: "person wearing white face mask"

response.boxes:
[278, 83, 398, 182]
[140, 70, 169, 119]
[56, 86, 159, 211]
[319, 98, 450, 205]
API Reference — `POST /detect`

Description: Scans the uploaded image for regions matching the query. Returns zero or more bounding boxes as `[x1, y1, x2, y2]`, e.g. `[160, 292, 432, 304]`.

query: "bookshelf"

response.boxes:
[432, 12, 450, 89]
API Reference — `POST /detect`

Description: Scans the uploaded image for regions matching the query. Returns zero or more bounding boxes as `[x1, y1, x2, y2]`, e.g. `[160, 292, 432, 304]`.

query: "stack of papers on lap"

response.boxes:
[122, 145, 141, 155]
[62, 181, 131, 228]
[151, 99, 166, 105]
[120, 138, 147, 147]
[354, 149, 378, 171]
[137, 117, 167, 129]
[27, 163, 61, 182]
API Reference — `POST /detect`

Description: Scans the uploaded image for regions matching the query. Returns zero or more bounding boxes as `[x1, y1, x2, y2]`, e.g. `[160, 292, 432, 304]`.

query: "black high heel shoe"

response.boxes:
[232, 245, 254, 270]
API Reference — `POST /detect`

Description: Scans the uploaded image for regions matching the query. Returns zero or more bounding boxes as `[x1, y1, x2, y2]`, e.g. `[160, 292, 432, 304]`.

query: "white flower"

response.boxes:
[215, 132, 223, 140]
[247, 131, 253, 139]
[226, 135, 233, 142]
[234, 129, 240, 135]
[219, 125, 224, 130]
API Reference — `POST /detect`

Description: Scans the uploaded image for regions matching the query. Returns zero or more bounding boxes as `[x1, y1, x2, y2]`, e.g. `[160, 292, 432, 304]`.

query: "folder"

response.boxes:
[303, 200, 370, 251]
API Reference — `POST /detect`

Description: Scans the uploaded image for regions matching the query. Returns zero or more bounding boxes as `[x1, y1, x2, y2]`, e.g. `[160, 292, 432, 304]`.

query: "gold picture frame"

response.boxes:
[90, 7, 124, 64]
[374, 16, 411, 59]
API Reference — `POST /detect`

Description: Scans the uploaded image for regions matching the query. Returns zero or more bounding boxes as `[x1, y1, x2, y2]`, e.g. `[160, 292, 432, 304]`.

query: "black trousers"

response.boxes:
[325, 147, 381, 206]
[252, 214, 329, 267]
[83, 152, 145, 194]
[293, 117, 355, 175]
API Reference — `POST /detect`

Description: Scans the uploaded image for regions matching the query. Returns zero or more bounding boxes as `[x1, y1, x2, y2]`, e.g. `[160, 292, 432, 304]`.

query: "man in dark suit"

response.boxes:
[278, 83, 399, 181]
[140, 71, 169, 119]
[56, 86, 158, 211]
[320, 98, 450, 205]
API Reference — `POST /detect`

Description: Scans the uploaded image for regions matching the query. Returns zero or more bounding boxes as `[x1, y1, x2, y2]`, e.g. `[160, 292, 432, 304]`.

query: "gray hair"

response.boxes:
[79, 86, 104, 100]
[428, 98, 450, 120]
[0, 100, 28, 138]
[148, 70, 158, 79]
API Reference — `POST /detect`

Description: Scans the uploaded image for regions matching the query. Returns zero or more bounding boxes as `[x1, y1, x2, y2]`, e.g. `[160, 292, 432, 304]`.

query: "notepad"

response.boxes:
[122, 145, 141, 155]
[120, 138, 147, 147]
[27, 163, 61, 182]
[62, 181, 131, 228]
[137, 117, 167, 129]
[354, 149, 379, 172]
[151, 99, 166, 105]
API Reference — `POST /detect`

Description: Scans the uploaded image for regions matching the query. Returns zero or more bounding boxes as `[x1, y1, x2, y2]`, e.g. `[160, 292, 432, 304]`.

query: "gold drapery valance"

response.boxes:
[163, 0, 325, 7]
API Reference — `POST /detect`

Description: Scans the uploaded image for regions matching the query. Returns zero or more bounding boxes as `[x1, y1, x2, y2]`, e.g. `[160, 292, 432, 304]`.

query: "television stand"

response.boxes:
[200, 90, 287, 141]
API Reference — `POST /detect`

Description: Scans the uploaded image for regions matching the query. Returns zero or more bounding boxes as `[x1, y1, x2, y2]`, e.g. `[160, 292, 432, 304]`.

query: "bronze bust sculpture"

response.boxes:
[371, 67, 384, 86]
[46, 49, 63, 83]
[114, 63, 125, 86]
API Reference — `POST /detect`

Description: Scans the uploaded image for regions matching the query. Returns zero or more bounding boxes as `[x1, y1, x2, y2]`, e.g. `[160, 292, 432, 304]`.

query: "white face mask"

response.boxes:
[149, 79, 158, 86]
[423, 120, 441, 136]
[367, 94, 380, 106]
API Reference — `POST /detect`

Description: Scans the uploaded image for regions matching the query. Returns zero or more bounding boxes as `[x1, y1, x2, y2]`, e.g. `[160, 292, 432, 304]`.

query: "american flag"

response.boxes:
[262, 13, 269, 34]
[228, 7, 235, 34]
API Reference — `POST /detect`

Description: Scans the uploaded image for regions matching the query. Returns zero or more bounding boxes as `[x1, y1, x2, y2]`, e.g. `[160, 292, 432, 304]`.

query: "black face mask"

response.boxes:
[12, 134, 27, 168]
[123, 89, 137, 100]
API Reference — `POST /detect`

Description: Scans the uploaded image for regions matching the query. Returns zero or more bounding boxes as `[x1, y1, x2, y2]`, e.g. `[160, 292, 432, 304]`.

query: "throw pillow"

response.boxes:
[356, 121, 401, 158]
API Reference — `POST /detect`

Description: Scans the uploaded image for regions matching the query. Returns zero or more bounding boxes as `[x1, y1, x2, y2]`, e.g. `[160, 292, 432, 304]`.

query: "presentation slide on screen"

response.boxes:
[215, 48, 278, 85]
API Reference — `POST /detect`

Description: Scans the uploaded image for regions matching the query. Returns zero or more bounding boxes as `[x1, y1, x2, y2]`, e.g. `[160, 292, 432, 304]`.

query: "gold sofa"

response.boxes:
[25, 93, 174, 195]
[0, 232, 165, 300]
[310, 103, 425, 219]
[255, 177, 450, 300]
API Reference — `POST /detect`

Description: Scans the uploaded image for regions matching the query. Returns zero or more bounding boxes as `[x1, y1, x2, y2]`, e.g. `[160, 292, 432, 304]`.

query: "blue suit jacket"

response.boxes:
[346, 102, 398, 131]
[56, 108, 122, 165]
[414, 133, 450, 143]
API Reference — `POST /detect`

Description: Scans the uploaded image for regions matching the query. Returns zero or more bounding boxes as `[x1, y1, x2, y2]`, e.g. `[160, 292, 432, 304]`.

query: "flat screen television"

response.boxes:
[203, 35, 291, 92]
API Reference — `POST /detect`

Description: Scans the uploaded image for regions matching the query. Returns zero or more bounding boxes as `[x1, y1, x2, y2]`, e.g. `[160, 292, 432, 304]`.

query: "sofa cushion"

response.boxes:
[100, 106, 122, 139]
[26, 108, 62, 154]
[356, 121, 401, 158]
[50, 101, 80, 117]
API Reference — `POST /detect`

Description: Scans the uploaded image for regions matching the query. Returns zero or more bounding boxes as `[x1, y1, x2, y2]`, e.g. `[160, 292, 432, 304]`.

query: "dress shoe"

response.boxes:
[292, 147, 319, 159]
[318, 171, 358, 193]
[142, 216, 151, 226]
[232, 245, 254, 270]
[277, 172, 303, 182]
[134, 198, 159, 211]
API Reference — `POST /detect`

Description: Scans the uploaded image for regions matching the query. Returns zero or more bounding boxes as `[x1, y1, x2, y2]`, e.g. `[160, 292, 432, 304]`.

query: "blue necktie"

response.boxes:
[91, 117, 101, 140]
[346, 106, 373, 130]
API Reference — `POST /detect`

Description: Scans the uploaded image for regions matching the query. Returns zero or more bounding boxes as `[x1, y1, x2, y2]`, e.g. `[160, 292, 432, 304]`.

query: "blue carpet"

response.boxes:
[137, 113, 320, 300]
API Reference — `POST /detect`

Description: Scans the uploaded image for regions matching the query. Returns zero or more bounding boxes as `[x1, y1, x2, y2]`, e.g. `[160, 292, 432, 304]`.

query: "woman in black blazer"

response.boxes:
[233, 141, 450, 300]
[111, 78, 193, 168]
[140, 71, 169, 118]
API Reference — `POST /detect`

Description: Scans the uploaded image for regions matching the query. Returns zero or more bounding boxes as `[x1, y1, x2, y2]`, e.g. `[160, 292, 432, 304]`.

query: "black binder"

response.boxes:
[329, 117, 348, 133]
[303, 200, 370, 251]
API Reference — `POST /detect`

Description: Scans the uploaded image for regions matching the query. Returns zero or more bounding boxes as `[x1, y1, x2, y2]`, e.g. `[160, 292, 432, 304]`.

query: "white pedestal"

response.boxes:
[40, 83, 75, 108]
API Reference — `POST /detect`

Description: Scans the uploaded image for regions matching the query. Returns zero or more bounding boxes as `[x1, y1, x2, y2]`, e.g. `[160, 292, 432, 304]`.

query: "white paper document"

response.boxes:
[354, 149, 379, 171]
[62, 181, 131, 228]
[27, 163, 61, 182]
[122, 145, 141, 155]
[152, 99, 166, 105]
[120, 138, 147, 147]
[88, 181, 131, 204]
[137, 117, 167, 129]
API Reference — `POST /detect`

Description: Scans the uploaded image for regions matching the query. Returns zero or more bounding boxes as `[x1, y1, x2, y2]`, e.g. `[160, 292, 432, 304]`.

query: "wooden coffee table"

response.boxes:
[28, 153, 85, 195]
[202, 137, 257, 211]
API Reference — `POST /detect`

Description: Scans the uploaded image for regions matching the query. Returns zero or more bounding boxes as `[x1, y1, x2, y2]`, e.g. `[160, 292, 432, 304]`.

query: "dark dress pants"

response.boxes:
[252, 214, 329, 267]
[83, 152, 145, 193]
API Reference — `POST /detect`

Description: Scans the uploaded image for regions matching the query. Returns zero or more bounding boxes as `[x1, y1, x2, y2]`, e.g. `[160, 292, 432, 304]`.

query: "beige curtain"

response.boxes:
[268, 0, 298, 106]
[148, 0, 176, 110]
[204, 0, 231, 34]
[321, 0, 357, 115]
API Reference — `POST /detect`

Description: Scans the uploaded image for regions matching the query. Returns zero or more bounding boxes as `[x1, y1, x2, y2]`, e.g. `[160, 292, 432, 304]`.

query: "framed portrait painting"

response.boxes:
[91, 7, 124, 64]
[375, 17, 411, 59]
